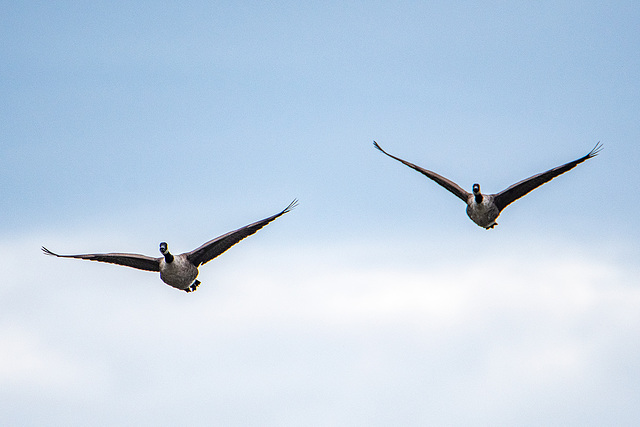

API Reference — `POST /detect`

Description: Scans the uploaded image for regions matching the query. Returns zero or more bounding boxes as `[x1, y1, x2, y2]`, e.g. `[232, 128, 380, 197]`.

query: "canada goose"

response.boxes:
[42, 199, 298, 292]
[373, 141, 602, 229]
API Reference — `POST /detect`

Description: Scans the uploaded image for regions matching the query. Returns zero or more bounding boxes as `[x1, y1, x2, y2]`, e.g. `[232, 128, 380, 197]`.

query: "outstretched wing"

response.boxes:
[373, 141, 470, 202]
[42, 246, 161, 272]
[493, 142, 603, 212]
[186, 199, 298, 267]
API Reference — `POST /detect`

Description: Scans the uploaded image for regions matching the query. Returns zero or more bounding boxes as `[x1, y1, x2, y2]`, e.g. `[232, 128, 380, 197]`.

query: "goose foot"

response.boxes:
[185, 280, 201, 293]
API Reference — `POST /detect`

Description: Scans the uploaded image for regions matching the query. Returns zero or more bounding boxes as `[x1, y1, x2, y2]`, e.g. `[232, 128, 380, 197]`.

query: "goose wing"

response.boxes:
[373, 141, 470, 202]
[186, 199, 298, 267]
[42, 246, 161, 272]
[493, 142, 602, 212]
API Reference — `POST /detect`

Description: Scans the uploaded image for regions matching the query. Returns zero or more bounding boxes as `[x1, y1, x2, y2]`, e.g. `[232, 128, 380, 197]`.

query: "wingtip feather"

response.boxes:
[588, 141, 603, 158]
[41, 246, 56, 256]
[284, 198, 299, 213]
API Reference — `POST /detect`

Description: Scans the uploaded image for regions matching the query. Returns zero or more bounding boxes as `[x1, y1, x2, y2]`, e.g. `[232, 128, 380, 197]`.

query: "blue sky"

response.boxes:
[2, 1, 640, 425]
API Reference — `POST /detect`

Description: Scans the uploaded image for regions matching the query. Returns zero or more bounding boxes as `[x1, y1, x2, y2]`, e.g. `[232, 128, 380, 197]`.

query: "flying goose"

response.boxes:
[373, 141, 602, 229]
[42, 199, 298, 292]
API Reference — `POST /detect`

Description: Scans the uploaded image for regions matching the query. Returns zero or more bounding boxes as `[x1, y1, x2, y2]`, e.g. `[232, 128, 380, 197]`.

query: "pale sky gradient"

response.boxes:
[2, 2, 639, 426]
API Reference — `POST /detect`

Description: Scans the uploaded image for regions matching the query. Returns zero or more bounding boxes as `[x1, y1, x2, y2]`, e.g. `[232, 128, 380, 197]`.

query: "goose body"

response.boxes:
[373, 141, 602, 229]
[42, 199, 298, 292]
[466, 191, 500, 229]
[158, 247, 199, 290]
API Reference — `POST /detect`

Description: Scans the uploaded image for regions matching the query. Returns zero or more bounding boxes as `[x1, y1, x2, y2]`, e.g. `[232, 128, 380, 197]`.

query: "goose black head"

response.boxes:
[472, 183, 483, 203]
[159, 242, 174, 263]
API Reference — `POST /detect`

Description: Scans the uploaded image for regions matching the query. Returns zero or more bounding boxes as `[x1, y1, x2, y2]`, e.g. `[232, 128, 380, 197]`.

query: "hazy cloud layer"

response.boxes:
[2, 233, 638, 426]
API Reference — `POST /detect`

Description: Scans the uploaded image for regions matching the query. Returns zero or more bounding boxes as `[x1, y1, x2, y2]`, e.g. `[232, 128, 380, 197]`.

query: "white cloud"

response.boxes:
[1, 232, 639, 425]
[0, 326, 108, 394]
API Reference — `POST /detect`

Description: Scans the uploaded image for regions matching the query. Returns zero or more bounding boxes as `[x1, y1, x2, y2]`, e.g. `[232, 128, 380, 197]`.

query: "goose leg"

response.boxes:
[185, 280, 201, 293]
